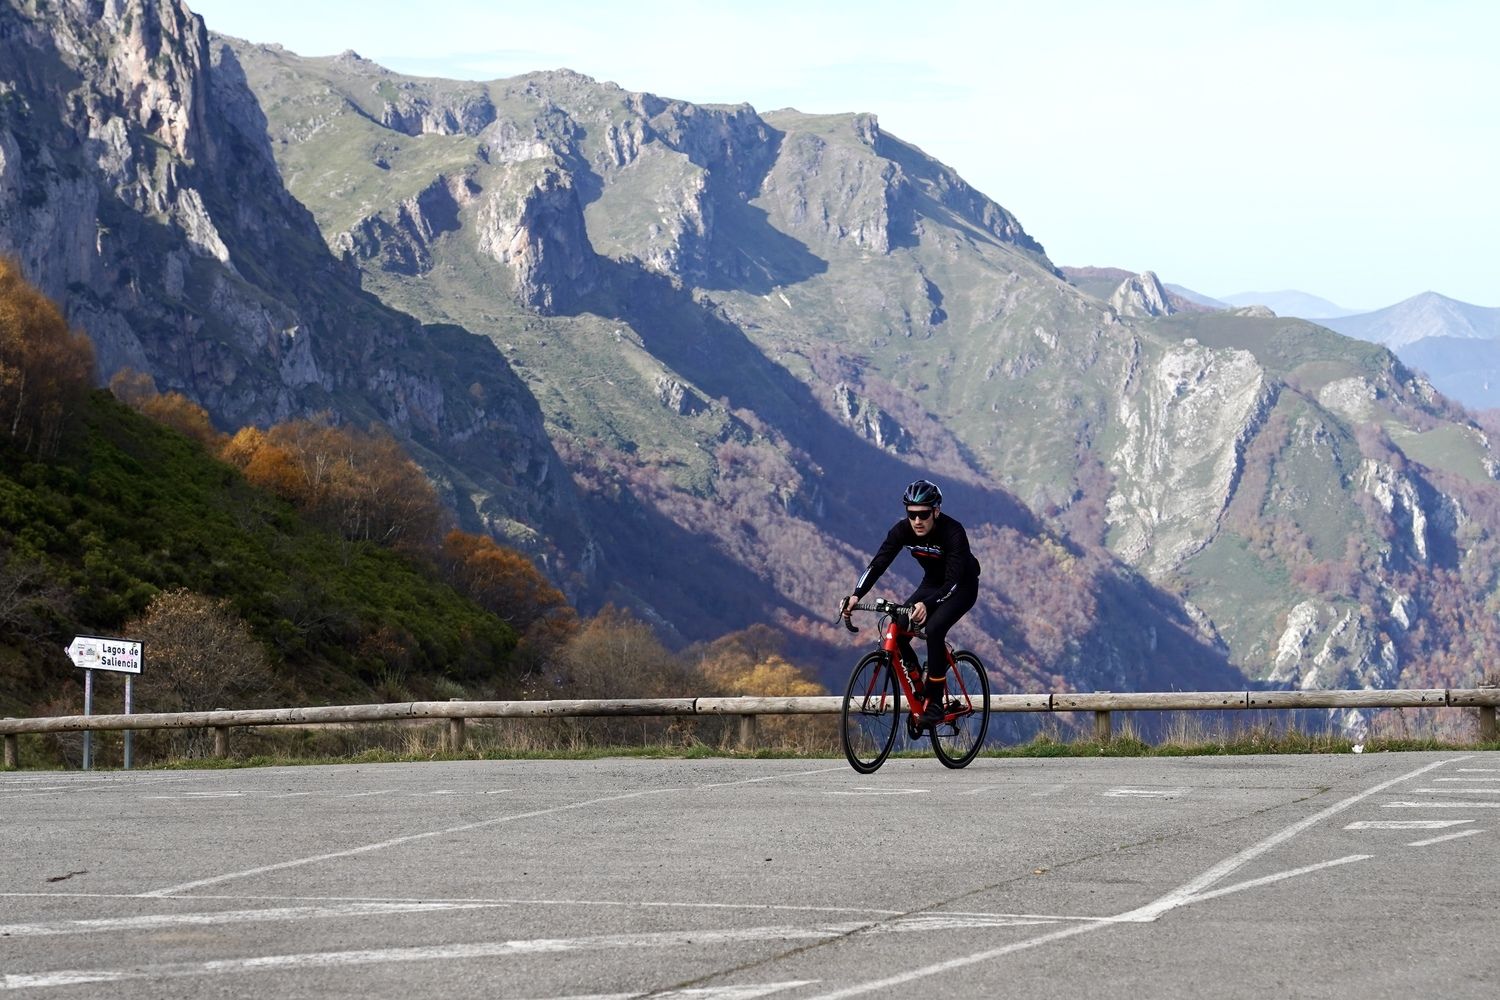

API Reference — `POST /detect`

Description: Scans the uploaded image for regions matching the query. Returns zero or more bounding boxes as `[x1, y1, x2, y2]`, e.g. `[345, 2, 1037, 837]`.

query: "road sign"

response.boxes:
[65, 636, 143, 675]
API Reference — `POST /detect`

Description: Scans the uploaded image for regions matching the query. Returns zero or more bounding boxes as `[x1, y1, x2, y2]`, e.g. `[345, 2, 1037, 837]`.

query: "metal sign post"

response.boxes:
[65, 636, 143, 771]
[82, 668, 93, 771]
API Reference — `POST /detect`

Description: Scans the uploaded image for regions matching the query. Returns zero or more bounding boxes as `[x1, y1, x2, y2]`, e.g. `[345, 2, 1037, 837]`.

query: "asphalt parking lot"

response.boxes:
[3, 752, 1495, 998]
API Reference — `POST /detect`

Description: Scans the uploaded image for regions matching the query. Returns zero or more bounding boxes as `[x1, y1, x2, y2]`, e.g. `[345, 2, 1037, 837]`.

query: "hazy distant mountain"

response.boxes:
[1316, 293, 1500, 409]
[1397, 337, 1500, 410]
[1317, 292, 1500, 350]
[1164, 284, 1229, 310]
[1219, 290, 1359, 319]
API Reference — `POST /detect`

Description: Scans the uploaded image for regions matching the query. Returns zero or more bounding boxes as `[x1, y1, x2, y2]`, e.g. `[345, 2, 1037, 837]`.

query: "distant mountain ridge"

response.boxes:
[1318, 293, 1500, 409]
[7, 0, 1500, 722]
[1318, 292, 1500, 350]
[1218, 290, 1360, 319]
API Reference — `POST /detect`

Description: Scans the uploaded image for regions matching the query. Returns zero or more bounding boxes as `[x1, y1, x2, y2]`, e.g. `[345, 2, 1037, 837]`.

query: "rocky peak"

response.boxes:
[1110, 271, 1176, 318]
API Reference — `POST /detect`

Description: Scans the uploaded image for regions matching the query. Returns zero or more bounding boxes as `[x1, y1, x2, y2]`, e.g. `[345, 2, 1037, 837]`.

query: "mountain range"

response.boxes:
[4, 0, 1500, 726]
[1171, 286, 1500, 410]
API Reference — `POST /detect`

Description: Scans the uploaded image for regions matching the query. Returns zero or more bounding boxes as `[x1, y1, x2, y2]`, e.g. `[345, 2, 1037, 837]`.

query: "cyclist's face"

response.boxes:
[906, 506, 937, 535]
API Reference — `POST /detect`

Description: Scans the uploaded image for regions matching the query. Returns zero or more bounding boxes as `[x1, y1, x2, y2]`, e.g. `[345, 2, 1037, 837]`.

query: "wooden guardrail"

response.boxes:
[2, 688, 1496, 767]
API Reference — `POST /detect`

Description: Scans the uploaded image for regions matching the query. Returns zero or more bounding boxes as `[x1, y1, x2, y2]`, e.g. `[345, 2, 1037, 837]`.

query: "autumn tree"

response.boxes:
[125, 588, 274, 715]
[440, 529, 577, 672]
[0, 256, 95, 456]
[221, 417, 445, 551]
[109, 368, 224, 449]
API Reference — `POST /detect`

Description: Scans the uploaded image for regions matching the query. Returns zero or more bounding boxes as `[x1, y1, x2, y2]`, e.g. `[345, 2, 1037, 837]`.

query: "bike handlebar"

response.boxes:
[837, 597, 916, 634]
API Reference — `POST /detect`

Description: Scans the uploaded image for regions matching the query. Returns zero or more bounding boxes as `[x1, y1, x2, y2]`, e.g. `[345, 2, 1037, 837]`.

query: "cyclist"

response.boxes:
[840, 479, 981, 729]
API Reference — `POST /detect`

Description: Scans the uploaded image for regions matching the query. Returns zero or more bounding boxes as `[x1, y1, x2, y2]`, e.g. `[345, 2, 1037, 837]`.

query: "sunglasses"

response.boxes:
[905, 508, 936, 522]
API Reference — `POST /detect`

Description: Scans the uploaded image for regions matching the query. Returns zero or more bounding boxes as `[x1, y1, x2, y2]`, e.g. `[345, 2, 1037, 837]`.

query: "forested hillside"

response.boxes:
[0, 259, 818, 720]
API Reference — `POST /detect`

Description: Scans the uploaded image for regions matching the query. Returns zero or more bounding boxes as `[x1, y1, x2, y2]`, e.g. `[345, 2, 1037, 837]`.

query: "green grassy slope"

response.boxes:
[0, 392, 517, 717]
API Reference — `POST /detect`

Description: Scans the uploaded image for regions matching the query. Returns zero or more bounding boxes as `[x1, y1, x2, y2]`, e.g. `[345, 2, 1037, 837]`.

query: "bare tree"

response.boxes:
[124, 589, 274, 756]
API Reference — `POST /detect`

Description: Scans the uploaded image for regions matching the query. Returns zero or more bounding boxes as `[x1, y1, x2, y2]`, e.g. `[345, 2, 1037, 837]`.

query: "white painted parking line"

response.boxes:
[1177, 855, 1371, 906]
[1411, 787, 1500, 795]
[826, 787, 928, 796]
[141, 787, 680, 897]
[800, 757, 1470, 1000]
[0, 901, 506, 938]
[342, 789, 399, 797]
[520, 983, 816, 1000]
[146, 792, 245, 799]
[1103, 787, 1190, 798]
[1456, 768, 1500, 772]
[1407, 829, 1485, 847]
[1344, 820, 1474, 830]
[1383, 801, 1500, 808]
[143, 767, 841, 898]
[0, 915, 1040, 990]
[1433, 777, 1500, 782]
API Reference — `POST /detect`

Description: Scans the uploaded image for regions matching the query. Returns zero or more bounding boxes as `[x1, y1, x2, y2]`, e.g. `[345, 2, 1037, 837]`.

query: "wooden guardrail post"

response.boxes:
[3, 720, 17, 768]
[448, 717, 466, 751]
[1094, 710, 1112, 742]
[737, 714, 757, 752]
[212, 727, 229, 758]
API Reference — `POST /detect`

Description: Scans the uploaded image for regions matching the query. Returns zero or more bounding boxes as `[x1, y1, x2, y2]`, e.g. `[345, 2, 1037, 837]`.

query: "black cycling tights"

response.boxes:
[908, 581, 979, 672]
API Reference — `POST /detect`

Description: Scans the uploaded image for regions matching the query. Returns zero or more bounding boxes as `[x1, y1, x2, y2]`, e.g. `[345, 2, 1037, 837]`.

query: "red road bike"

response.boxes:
[839, 598, 991, 772]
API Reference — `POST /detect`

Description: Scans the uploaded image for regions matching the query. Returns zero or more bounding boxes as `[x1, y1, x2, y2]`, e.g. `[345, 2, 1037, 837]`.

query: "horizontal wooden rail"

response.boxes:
[3, 687, 1496, 767]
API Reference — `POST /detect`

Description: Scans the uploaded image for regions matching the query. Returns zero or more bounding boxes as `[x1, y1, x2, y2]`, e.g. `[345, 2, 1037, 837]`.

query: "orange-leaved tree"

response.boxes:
[109, 369, 225, 450]
[440, 529, 577, 674]
[221, 417, 444, 551]
[0, 256, 95, 457]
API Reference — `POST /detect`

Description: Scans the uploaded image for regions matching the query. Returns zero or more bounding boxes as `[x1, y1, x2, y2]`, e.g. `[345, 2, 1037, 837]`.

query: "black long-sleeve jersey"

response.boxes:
[852, 513, 981, 607]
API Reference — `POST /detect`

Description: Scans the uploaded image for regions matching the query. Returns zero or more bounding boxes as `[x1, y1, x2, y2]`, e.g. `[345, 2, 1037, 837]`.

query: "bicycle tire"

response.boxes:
[929, 650, 991, 769]
[841, 652, 899, 773]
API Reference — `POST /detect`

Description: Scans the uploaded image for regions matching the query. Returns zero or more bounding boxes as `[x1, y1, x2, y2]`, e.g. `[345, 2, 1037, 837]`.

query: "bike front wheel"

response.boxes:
[841, 652, 899, 773]
[929, 650, 991, 769]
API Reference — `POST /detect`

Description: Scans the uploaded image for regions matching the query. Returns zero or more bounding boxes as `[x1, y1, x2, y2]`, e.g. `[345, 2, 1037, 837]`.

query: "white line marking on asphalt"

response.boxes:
[1411, 787, 1500, 794]
[1103, 787, 1190, 798]
[145, 791, 245, 799]
[1456, 768, 1500, 772]
[1383, 800, 1500, 808]
[1433, 777, 1500, 782]
[139, 787, 679, 897]
[698, 767, 847, 791]
[1028, 784, 1066, 797]
[1115, 757, 1464, 923]
[1407, 829, 1485, 847]
[519, 982, 817, 1000]
[0, 901, 505, 938]
[825, 788, 928, 796]
[140, 766, 838, 898]
[1177, 855, 1371, 905]
[800, 756, 1469, 1000]
[0, 916, 1027, 990]
[1345, 820, 1474, 830]
[958, 785, 1001, 796]
[342, 790, 399, 797]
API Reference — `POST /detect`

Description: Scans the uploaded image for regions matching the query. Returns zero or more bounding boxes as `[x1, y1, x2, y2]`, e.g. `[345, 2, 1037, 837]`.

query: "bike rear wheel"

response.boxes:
[841, 652, 899, 773]
[929, 650, 991, 769]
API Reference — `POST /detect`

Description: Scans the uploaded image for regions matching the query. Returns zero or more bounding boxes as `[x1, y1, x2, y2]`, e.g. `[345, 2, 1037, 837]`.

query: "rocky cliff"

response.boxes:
[8, 1, 1500, 718]
[0, 0, 588, 563]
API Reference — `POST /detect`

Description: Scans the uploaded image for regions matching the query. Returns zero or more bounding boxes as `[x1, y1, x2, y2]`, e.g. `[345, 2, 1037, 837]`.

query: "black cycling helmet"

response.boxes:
[902, 479, 943, 507]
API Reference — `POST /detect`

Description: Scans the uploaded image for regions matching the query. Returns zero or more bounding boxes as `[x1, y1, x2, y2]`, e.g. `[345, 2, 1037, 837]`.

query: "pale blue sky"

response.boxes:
[189, 0, 1498, 310]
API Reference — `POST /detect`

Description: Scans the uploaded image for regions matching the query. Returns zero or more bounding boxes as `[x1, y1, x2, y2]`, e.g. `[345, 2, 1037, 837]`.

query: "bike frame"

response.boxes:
[856, 599, 977, 725]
